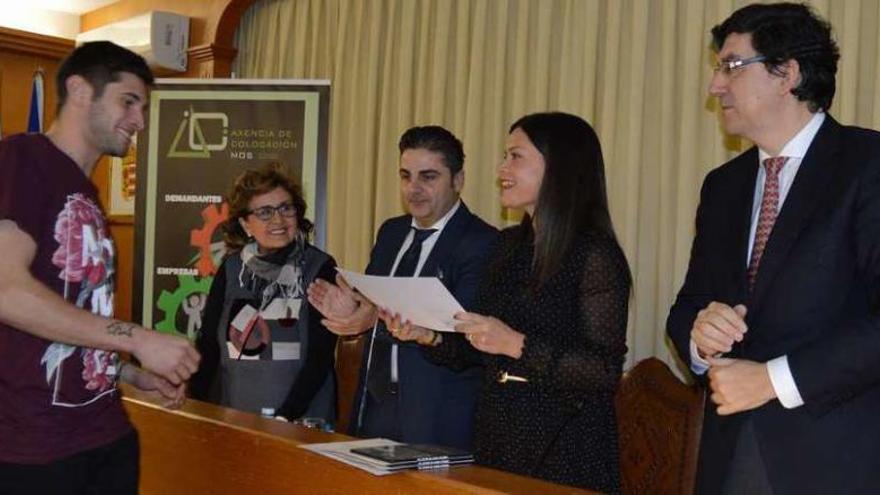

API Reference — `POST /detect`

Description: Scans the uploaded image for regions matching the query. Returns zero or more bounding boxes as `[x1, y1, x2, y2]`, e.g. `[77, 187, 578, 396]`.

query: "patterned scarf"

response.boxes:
[238, 233, 306, 314]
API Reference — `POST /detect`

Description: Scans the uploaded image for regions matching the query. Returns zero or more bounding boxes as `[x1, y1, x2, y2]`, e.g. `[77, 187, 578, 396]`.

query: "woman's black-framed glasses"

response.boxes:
[247, 202, 297, 221]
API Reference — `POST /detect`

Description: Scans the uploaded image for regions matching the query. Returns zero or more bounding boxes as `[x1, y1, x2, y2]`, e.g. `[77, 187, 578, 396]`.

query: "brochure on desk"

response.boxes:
[300, 438, 473, 475]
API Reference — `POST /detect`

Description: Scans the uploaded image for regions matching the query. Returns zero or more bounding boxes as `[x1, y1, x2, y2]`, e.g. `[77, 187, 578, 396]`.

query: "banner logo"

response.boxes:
[167, 107, 229, 158]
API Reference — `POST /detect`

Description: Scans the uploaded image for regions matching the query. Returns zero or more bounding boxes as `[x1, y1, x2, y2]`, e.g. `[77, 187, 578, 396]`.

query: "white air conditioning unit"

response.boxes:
[75, 11, 189, 72]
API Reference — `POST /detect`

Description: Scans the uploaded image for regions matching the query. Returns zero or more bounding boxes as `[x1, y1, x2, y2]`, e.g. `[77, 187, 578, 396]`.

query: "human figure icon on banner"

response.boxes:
[182, 292, 207, 339]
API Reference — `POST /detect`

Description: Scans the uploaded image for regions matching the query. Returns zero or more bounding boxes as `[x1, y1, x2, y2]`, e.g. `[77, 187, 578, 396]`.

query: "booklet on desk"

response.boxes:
[300, 438, 473, 475]
[350, 444, 474, 467]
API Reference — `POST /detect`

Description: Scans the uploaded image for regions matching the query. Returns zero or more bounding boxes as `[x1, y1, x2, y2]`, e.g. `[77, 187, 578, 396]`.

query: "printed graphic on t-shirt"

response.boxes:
[40, 193, 119, 407]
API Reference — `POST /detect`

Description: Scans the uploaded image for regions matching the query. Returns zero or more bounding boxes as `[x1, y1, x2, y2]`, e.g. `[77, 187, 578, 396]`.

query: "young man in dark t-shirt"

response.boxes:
[0, 42, 200, 494]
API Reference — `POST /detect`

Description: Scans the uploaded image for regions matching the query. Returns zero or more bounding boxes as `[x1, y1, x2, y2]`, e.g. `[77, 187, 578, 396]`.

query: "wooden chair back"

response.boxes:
[334, 335, 365, 433]
[616, 358, 704, 495]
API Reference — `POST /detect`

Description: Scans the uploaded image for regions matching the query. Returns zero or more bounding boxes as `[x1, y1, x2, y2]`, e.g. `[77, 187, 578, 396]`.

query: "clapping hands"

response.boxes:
[307, 275, 378, 335]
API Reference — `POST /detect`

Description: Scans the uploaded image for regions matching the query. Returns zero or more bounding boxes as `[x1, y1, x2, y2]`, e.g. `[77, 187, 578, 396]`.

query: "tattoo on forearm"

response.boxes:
[107, 321, 136, 337]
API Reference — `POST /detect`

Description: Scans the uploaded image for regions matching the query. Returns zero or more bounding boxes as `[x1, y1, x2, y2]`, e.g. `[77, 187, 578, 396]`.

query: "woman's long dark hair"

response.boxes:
[510, 112, 629, 288]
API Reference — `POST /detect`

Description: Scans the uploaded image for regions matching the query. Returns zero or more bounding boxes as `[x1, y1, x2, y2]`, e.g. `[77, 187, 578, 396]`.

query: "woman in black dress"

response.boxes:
[386, 112, 631, 491]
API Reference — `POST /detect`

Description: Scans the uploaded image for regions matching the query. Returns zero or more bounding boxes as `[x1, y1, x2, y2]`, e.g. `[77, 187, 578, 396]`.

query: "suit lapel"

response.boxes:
[420, 203, 472, 281]
[369, 203, 471, 280]
[371, 220, 412, 276]
[750, 117, 842, 308]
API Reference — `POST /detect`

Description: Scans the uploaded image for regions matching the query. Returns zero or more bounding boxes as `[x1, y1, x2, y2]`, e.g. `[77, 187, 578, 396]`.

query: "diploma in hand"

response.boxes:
[336, 268, 463, 332]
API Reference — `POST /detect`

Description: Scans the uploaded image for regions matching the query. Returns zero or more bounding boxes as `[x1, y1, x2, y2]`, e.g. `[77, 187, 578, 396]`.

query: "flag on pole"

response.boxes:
[27, 70, 44, 133]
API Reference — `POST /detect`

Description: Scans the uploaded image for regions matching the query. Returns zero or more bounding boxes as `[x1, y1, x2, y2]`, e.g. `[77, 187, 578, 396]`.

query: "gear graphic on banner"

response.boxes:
[190, 202, 229, 276]
[156, 275, 212, 339]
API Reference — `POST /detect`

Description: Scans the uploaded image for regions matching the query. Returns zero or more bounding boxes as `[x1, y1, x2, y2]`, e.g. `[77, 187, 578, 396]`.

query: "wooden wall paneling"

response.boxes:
[0, 27, 72, 137]
[0, 26, 73, 59]
[110, 221, 135, 320]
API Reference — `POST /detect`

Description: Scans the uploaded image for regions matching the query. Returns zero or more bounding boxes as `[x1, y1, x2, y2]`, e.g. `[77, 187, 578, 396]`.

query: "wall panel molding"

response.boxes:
[0, 27, 74, 60]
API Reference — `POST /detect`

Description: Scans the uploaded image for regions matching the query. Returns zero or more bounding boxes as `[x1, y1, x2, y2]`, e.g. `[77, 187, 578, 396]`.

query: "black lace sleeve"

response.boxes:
[511, 236, 630, 394]
[424, 330, 484, 371]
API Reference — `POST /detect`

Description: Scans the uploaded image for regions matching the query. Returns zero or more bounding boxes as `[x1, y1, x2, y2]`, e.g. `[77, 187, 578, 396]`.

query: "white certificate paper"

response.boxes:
[336, 269, 463, 332]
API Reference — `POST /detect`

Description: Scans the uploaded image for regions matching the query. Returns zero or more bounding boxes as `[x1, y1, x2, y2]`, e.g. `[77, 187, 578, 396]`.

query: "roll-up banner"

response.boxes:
[134, 79, 330, 337]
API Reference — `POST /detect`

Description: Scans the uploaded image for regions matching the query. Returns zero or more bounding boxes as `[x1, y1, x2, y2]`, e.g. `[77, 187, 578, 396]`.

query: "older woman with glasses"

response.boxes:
[189, 163, 337, 425]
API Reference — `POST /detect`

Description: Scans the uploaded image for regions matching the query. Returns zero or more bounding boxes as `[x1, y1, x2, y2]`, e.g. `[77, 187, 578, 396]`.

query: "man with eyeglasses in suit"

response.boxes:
[667, 3, 880, 493]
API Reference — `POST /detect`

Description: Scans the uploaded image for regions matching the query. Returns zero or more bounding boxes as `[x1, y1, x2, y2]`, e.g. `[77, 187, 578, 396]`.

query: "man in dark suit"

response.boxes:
[667, 3, 880, 493]
[308, 126, 497, 449]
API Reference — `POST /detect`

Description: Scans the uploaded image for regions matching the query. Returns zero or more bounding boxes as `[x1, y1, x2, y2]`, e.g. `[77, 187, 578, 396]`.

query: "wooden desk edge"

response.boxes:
[121, 386, 594, 494]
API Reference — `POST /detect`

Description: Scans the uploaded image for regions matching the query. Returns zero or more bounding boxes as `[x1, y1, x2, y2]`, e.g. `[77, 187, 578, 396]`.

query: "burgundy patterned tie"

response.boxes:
[747, 156, 788, 290]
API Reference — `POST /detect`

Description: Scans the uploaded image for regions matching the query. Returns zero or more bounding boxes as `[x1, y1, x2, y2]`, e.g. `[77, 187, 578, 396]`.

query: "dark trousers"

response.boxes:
[359, 392, 401, 441]
[721, 419, 773, 495]
[0, 430, 139, 495]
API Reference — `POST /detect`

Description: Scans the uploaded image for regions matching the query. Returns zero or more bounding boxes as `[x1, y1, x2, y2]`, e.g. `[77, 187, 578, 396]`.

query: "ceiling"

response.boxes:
[1, 1, 119, 38]
[27, 0, 118, 15]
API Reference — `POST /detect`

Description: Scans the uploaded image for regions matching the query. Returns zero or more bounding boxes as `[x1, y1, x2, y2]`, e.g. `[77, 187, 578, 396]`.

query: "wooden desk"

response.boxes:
[122, 388, 594, 494]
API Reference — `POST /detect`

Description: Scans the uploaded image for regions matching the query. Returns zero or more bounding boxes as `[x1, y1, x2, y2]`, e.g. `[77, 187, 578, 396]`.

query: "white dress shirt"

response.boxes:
[389, 200, 461, 383]
[690, 112, 826, 409]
